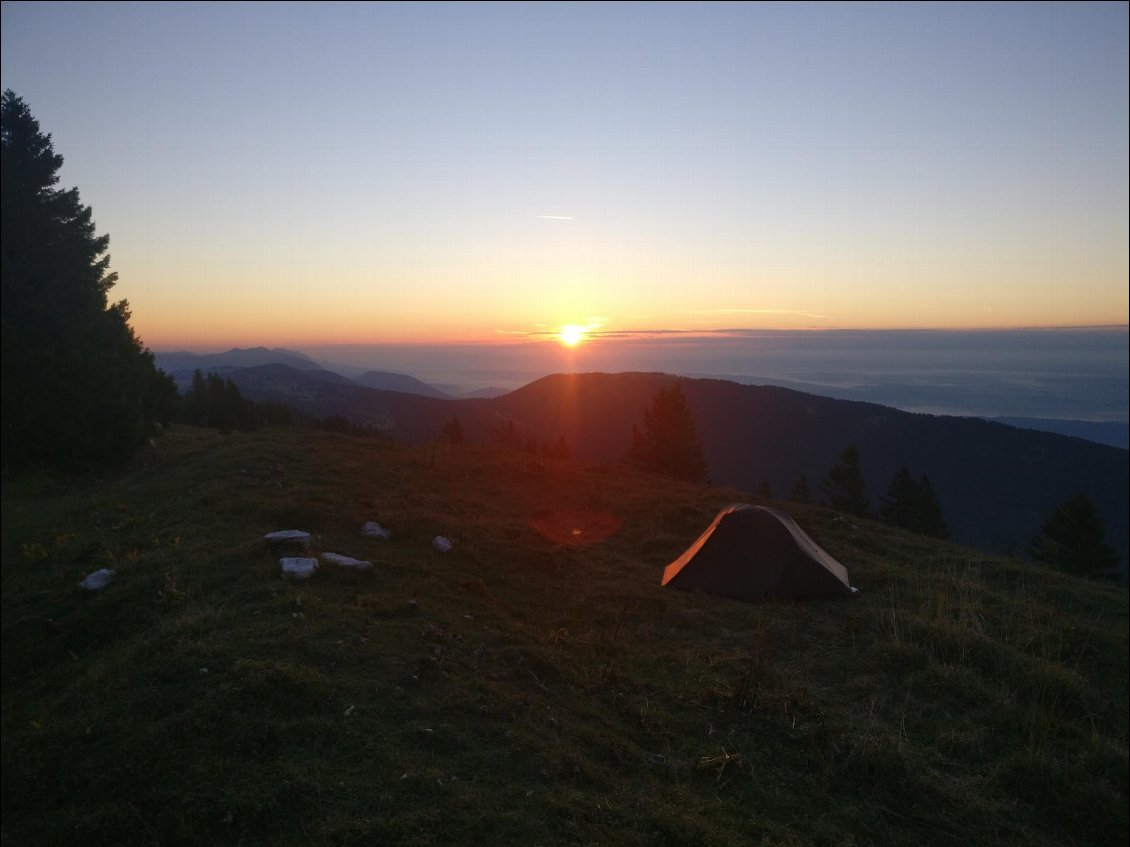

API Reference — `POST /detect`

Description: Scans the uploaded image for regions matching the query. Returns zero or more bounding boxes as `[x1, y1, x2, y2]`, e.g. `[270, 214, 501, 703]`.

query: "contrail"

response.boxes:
[535, 215, 574, 220]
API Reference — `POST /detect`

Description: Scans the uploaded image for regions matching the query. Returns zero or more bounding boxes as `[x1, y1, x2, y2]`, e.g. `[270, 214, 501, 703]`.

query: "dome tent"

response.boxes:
[662, 504, 853, 601]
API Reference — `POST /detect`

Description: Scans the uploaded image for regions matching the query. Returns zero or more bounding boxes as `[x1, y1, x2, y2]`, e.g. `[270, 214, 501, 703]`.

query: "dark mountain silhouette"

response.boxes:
[155, 348, 455, 400]
[458, 386, 512, 399]
[221, 364, 470, 439]
[156, 347, 319, 373]
[205, 366, 1128, 569]
[490, 373, 1128, 569]
[155, 347, 322, 390]
[353, 370, 452, 398]
[989, 416, 1129, 450]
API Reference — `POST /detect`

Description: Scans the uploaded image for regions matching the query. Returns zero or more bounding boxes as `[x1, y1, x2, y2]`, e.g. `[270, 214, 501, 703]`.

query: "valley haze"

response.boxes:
[160, 327, 1129, 447]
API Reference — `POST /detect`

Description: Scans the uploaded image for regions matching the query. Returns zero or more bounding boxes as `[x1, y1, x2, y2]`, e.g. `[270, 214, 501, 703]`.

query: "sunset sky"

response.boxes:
[2, 1, 1127, 349]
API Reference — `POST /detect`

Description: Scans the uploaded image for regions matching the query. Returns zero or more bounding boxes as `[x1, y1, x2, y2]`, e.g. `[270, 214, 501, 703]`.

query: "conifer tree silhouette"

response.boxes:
[822, 445, 869, 517]
[2, 90, 175, 468]
[625, 384, 708, 484]
[879, 467, 948, 538]
[1030, 493, 1117, 577]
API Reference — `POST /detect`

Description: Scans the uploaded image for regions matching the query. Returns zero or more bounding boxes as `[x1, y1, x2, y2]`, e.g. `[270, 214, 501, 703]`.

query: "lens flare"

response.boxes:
[558, 324, 587, 347]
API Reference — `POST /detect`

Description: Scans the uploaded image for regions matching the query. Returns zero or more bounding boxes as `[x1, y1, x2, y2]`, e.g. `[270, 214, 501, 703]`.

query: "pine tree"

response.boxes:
[880, 467, 948, 539]
[2, 90, 175, 468]
[183, 370, 211, 427]
[1030, 493, 1117, 577]
[880, 467, 916, 525]
[914, 475, 948, 539]
[624, 384, 708, 484]
[440, 417, 465, 446]
[789, 474, 813, 504]
[181, 370, 262, 432]
[822, 445, 869, 517]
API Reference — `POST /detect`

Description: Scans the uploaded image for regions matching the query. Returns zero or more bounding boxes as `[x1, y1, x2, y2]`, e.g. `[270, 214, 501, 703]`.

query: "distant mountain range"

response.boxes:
[488, 373, 1128, 570]
[352, 370, 453, 398]
[155, 347, 321, 382]
[154, 347, 1130, 447]
[150, 350, 1128, 571]
[988, 417, 1128, 450]
[155, 349, 444, 397]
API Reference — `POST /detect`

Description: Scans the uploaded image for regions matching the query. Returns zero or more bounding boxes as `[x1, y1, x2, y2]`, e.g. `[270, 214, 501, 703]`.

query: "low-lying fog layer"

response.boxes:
[305, 327, 1129, 424]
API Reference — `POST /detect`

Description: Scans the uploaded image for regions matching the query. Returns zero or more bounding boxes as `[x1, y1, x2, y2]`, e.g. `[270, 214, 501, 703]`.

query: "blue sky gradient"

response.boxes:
[2, 2, 1128, 346]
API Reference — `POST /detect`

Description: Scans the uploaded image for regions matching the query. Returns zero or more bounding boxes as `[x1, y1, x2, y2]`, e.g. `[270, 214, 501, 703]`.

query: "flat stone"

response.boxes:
[432, 536, 452, 553]
[79, 568, 116, 591]
[265, 530, 312, 549]
[322, 552, 373, 571]
[281, 557, 318, 580]
[360, 521, 391, 540]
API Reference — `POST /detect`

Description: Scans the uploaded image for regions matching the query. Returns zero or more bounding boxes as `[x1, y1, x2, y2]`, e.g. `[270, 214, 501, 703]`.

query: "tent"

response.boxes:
[661, 504, 853, 601]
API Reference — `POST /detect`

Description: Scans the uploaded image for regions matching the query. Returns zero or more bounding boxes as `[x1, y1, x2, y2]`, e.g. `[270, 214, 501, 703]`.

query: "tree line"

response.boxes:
[2, 90, 176, 469]
[621, 386, 946, 534]
[2, 89, 1112, 577]
[0, 89, 396, 461]
[624, 383, 1118, 578]
[179, 370, 293, 432]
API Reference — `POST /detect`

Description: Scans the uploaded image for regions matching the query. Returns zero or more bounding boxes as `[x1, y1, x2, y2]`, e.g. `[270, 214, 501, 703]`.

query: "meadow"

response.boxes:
[2, 425, 1126, 846]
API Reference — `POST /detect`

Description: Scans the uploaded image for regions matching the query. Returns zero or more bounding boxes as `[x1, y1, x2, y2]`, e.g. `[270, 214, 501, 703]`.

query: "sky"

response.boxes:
[1, 1, 1128, 349]
[292, 326, 1129, 423]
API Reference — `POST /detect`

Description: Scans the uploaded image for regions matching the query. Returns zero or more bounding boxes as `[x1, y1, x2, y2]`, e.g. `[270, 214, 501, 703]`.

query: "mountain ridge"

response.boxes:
[153, 348, 457, 399]
[206, 365, 1128, 570]
[492, 373, 1129, 568]
[2, 424, 1125, 845]
[153, 346, 1129, 445]
[988, 416, 1128, 450]
[353, 370, 453, 399]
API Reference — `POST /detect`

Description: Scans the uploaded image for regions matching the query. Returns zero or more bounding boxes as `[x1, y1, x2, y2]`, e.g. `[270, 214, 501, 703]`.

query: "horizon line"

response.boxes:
[149, 323, 1130, 353]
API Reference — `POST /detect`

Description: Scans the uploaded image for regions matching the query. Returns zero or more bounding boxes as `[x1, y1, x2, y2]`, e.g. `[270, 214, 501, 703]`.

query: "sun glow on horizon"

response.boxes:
[557, 324, 590, 347]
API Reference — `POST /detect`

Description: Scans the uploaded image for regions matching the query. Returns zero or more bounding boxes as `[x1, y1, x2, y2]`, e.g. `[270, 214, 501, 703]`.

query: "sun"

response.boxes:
[558, 324, 588, 347]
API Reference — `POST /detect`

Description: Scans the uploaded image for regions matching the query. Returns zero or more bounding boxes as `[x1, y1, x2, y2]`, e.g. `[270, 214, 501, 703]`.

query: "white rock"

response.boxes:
[360, 521, 391, 540]
[265, 530, 312, 549]
[432, 536, 453, 553]
[322, 552, 373, 571]
[280, 557, 318, 580]
[79, 568, 116, 591]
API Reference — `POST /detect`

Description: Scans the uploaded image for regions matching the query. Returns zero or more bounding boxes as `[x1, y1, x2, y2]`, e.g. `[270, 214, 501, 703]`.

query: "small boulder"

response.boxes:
[361, 522, 391, 540]
[79, 568, 116, 591]
[265, 530, 312, 549]
[281, 557, 318, 580]
[322, 552, 373, 571]
[432, 536, 453, 553]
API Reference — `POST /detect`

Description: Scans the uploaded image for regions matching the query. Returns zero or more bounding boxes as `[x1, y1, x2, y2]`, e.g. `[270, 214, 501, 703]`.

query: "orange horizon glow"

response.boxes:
[133, 315, 1130, 352]
[557, 324, 589, 347]
[117, 234, 1128, 351]
[7, 3, 1125, 360]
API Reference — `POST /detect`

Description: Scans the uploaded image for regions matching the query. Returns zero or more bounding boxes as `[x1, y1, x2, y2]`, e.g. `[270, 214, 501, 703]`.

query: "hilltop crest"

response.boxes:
[2, 425, 1125, 845]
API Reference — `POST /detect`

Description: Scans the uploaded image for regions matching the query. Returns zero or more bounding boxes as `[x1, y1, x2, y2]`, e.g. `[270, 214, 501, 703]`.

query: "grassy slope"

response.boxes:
[1, 426, 1126, 847]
